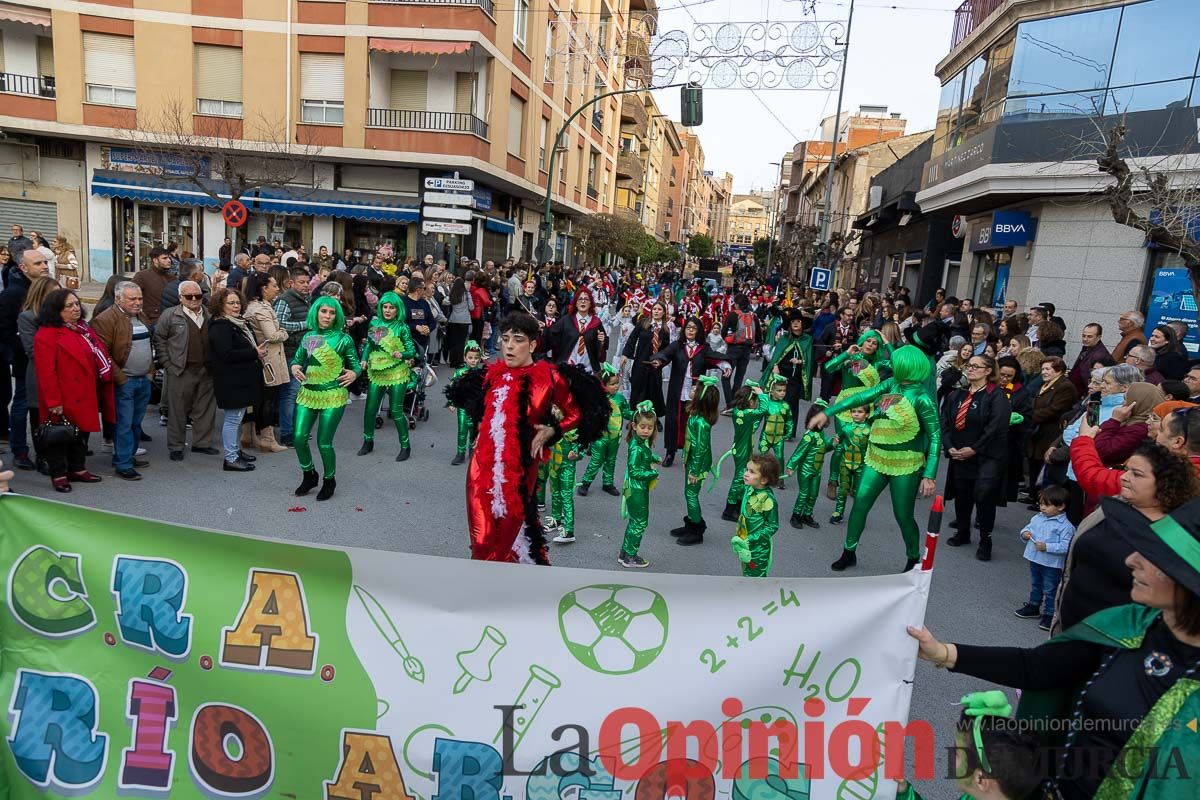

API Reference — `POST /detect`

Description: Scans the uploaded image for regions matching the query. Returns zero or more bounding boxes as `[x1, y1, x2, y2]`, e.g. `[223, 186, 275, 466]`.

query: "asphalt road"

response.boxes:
[7, 363, 1044, 797]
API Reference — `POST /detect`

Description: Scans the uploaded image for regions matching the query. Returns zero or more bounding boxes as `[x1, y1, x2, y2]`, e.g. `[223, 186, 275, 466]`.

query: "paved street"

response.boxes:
[9, 363, 1041, 797]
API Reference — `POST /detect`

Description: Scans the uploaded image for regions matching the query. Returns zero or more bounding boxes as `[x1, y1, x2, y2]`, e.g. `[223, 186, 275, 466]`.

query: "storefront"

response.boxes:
[112, 199, 200, 272]
[967, 210, 1036, 311]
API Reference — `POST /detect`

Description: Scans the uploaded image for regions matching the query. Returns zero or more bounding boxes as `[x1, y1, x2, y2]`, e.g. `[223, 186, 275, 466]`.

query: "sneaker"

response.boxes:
[101, 441, 114, 453]
[1038, 616, 1053, 631]
[114, 468, 142, 481]
[552, 531, 576, 544]
[135, 447, 147, 456]
[829, 514, 844, 524]
[159, 414, 168, 426]
[618, 553, 650, 569]
[1014, 604, 1041, 619]
[536, 503, 547, 512]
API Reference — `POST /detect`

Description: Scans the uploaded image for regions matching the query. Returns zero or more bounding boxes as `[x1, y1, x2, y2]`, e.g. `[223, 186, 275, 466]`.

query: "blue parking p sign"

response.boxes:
[809, 267, 831, 291]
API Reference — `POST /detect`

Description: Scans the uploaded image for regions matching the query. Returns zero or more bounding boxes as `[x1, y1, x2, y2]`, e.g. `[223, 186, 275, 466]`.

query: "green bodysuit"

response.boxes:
[683, 413, 713, 524]
[449, 365, 479, 457]
[721, 396, 768, 507]
[824, 376, 941, 561]
[292, 326, 362, 479]
[757, 391, 793, 464]
[786, 428, 831, 518]
[832, 419, 871, 518]
[621, 436, 659, 557]
[549, 432, 582, 533]
[361, 293, 417, 450]
[730, 487, 778, 577]
[580, 391, 632, 490]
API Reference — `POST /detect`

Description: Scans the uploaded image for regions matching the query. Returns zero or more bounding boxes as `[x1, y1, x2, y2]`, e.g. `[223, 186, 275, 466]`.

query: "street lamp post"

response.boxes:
[818, 0, 855, 284]
[765, 160, 783, 275]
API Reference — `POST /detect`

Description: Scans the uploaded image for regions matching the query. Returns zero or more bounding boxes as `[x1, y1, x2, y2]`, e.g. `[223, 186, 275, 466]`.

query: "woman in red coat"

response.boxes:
[468, 272, 493, 345]
[33, 288, 116, 492]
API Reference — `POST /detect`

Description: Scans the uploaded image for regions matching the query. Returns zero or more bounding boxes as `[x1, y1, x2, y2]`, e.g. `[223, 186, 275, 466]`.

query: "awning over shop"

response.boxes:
[483, 218, 516, 235]
[90, 170, 419, 223]
[0, 3, 51, 26]
[368, 38, 473, 56]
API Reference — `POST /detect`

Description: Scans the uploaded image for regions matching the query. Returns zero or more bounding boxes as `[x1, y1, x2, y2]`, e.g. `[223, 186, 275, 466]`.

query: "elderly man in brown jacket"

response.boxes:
[151, 280, 219, 462]
[91, 280, 155, 480]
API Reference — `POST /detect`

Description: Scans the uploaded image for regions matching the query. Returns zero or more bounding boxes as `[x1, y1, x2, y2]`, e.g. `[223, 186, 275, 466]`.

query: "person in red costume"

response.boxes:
[447, 311, 607, 564]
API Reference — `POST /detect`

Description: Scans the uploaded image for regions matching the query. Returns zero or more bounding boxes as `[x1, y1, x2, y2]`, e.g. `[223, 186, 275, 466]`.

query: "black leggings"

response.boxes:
[949, 463, 997, 535]
[446, 323, 471, 367]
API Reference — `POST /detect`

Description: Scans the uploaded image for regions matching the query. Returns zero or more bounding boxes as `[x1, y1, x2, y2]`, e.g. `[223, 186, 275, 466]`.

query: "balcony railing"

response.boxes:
[951, 0, 1006, 50]
[0, 73, 55, 99]
[367, 108, 488, 138]
[372, 0, 495, 15]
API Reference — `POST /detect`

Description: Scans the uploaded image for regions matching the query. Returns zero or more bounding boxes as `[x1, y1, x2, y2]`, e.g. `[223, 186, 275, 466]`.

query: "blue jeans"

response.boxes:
[278, 375, 300, 438]
[113, 375, 151, 471]
[9, 369, 27, 456]
[1028, 561, 1063, 618]
[221, 408, 246, 463]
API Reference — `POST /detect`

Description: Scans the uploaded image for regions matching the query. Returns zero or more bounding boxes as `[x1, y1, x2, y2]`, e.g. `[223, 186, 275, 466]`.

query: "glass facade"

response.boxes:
[932, 0, 1200, 157]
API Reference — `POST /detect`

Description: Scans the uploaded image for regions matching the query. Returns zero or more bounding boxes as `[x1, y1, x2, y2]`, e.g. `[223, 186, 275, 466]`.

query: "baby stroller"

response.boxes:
[405, 343, 437, 429]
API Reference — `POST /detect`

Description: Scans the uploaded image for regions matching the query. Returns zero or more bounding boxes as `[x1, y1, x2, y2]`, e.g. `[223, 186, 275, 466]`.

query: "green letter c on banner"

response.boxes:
[8, 546, 96, 637]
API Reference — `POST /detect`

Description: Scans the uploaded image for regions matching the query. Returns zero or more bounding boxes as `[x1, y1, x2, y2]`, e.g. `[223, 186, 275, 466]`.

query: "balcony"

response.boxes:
[372, 0, 495, 15]
[620, 94, 648, 127]
[0, 73, 54, 98]
[951, 0, 1005, 50]
[368, 108, 488, 138]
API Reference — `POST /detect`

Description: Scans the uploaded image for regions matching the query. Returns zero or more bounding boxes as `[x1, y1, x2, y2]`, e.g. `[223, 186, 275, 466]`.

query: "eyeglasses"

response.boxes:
[965, 363, 989, 370]
[181, 294, 202, 300]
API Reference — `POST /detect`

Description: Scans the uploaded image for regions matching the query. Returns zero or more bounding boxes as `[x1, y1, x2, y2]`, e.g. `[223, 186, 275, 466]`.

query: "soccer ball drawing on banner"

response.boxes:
[557, 585, 669, 675]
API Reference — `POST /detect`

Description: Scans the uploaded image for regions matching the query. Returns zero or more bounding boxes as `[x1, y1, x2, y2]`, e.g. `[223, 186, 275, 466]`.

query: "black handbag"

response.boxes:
[38, 414, 79, 447]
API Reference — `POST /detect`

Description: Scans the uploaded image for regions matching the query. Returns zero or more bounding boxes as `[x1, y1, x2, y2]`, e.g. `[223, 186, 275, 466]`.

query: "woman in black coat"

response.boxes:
[547, 286, 607, 373]
[621, 299, 670, 417]
[1148, 324, 1188, 380]
[940, 353, 1011, 561]
[207, 287, 264, 473]
[997, 356, 1034, 504]
[649, 316, 730, 466]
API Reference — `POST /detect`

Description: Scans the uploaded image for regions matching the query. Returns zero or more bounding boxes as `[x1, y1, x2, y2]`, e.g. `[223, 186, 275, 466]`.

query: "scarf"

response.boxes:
[66, 322, 114, 381]
[1122, 382, 1166, 427]
[222, 313, 259, 351]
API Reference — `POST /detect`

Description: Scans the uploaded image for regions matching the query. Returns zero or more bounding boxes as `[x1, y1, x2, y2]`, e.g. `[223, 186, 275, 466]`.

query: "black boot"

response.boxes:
[801, 514, 820, 529]
[831, 548, 858, 571]
[946, 531, 972, 546]
[789, 513, 805, 529]
[316, 478, 337, 501]
[662, 451, 675, 468]
[678, 518, 706, 546]
[948, 519, 959, 530]
[903, 558, 920, 572]
[577, 481, 591, 497]
[450, 452, 465, 466]
[396, 447, 410, 462]
[602, 485, 620, 496]
[670, 517, 692, 537]
[976, 535, 993, 562]
[721, 502, 739, 522]
[295, 470, 319, 496]
[357, 440, 374, 456]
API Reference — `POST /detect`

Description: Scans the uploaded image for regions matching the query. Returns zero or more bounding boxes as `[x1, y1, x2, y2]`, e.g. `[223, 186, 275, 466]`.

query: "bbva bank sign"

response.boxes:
[977, 210, 1038, 249]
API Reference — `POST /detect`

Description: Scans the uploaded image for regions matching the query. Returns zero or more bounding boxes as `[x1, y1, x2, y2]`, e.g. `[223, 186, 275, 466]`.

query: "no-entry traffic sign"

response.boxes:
[222, 200, 248, 228]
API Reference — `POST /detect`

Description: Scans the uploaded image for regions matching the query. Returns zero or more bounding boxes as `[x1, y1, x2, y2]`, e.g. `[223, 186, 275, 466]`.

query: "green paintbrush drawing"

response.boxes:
[453, 625, 507, 694]
[493, 664, 561, 755]
[353, 584, 425, 683]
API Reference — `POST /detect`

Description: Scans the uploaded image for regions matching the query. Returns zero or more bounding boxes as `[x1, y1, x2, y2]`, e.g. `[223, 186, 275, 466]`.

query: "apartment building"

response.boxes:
[916, 0, 1200, 351]
[706, 171, 732, 248]
[0, 0, 641, 280]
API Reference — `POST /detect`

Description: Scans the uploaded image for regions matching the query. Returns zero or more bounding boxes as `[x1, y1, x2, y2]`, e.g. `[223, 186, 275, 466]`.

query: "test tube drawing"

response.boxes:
[453, 625, 508, 695]
[493, 664, 561, 755]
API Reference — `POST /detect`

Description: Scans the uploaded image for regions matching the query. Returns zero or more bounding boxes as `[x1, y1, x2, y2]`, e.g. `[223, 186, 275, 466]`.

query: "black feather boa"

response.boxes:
[516, 373, 551, 565]
[444, 365, 487, 426]
[556, 363, 610, 449]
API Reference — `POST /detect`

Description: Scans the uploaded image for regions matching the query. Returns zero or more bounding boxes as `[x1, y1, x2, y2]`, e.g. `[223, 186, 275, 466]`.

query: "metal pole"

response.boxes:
[819, 0, 855, 281]
[764, 162, 781, 275]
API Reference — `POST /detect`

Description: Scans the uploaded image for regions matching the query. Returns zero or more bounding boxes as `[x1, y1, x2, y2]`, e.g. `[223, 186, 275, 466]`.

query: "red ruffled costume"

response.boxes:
[467, 360, 583, 564]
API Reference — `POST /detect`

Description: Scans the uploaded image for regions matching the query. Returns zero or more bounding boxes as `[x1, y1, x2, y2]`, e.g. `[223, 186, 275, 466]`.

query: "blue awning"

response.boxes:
[483, 217, 516, 235]
[90, 169, 419, 223]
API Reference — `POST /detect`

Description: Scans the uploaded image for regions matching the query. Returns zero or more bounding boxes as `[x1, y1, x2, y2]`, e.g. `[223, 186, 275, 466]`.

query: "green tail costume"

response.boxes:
[361, 291, 417, 450]
[721, 383, 768, 507]
[549, 432, 582, 533]
[786, 428, 831, 518]
[730, 486, 778, 577]
[581, 388, 632, 490]
[621, 434, 659, 557]
[292, 298, 362, 479]
[832, 419, 870, 517]
[823, 345, 940, 562]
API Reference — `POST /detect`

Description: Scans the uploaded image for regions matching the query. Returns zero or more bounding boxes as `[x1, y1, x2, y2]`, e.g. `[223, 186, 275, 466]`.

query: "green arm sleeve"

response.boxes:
[785, 434, 814, 473]
[629, 442, 659, 481]
[801, 335, 814, 394]
[396, 322, 417, 360]
[914, 391, 942, 481]
[824, 349, 852, 374]
[616, 392, 634, 420]
[686, 417, 713, 476]
[339, 333, 363, 377]
[826, 377, 895, 419]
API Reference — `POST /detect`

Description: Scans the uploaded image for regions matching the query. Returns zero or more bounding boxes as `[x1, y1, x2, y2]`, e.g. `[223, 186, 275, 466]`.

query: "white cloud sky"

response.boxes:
[648, 0, 965, 193]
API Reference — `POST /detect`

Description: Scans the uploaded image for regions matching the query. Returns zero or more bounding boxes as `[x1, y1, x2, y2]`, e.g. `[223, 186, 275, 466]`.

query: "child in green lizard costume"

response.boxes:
[447, 341, 482, 465]
[291, 296, 362, 501]
[785, 401, 833, 530]
[757, 373, 793, 479]
[672, 374, 720, 546]
[808, 344, 941, 573]
[823, 329, 888, 496]
[620, 401, 661, 569]
[545, 427, 583, 545]
[719, 382, 768, 521]
[357, 291, 417, 462]
[830, 405, 871, 524]
[578, 362, 633, 497]
[730, 454, 781, 577]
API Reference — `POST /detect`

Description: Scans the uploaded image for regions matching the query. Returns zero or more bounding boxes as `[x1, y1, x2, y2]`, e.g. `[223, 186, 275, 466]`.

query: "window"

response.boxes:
[538, 116, 549, 171]
[36, 36, 54, 80]
[544, 21, 555, 82]
[390, 70, 428, 112]
[1009, 8, 1119, 96]
[1108, 79, 1192, 114]
[587, 149, 598, 190]
[300, 53, 344, 123]
[507, 93, 526, 158]
[597, 4, 611, 61]
[514, 0, 530, 50]
[1110, 0, 1200, 88]
[1002, 91, 1104, 121]
[454, 72, 474, 115]
[194, 45, 243, 118]
[83, 32, 135, 107]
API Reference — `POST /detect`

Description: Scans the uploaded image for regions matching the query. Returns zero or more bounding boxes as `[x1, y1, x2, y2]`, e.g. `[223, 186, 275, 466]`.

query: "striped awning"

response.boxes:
[0, 3, 50, 26]
[483, 217, 516, 235]
[90, 170, 419, 224]
[368, 38, 473, 56]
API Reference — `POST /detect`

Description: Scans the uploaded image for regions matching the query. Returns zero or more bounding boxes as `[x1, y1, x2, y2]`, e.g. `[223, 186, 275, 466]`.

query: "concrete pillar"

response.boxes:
[84, 143, 115, 280]
[201, 208, 225, 271]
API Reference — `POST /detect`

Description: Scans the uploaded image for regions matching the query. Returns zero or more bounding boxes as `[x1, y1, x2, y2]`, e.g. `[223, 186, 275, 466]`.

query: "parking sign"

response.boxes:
[809, 267, 831, 291]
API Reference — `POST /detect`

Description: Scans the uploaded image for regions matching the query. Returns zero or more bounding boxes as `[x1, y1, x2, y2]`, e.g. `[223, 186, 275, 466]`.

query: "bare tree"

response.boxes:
[125, 97, 323, 206]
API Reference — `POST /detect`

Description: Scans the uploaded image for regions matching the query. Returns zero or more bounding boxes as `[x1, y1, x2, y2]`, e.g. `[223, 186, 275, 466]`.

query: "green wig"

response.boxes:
[375, 291, 406, 323]
[857, 329, 884, 348]
[306, 295, 345, 332]
[889, 344, 932, 385]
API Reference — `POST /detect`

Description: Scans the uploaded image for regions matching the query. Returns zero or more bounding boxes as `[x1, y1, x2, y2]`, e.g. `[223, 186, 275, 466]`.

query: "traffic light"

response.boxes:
[681, 82, 703, 127]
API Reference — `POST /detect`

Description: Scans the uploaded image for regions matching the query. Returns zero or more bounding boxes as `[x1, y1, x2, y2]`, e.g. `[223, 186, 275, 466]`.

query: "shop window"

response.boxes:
[1109, 0, 1200, 88]
[1009, 8, 1119, 97]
